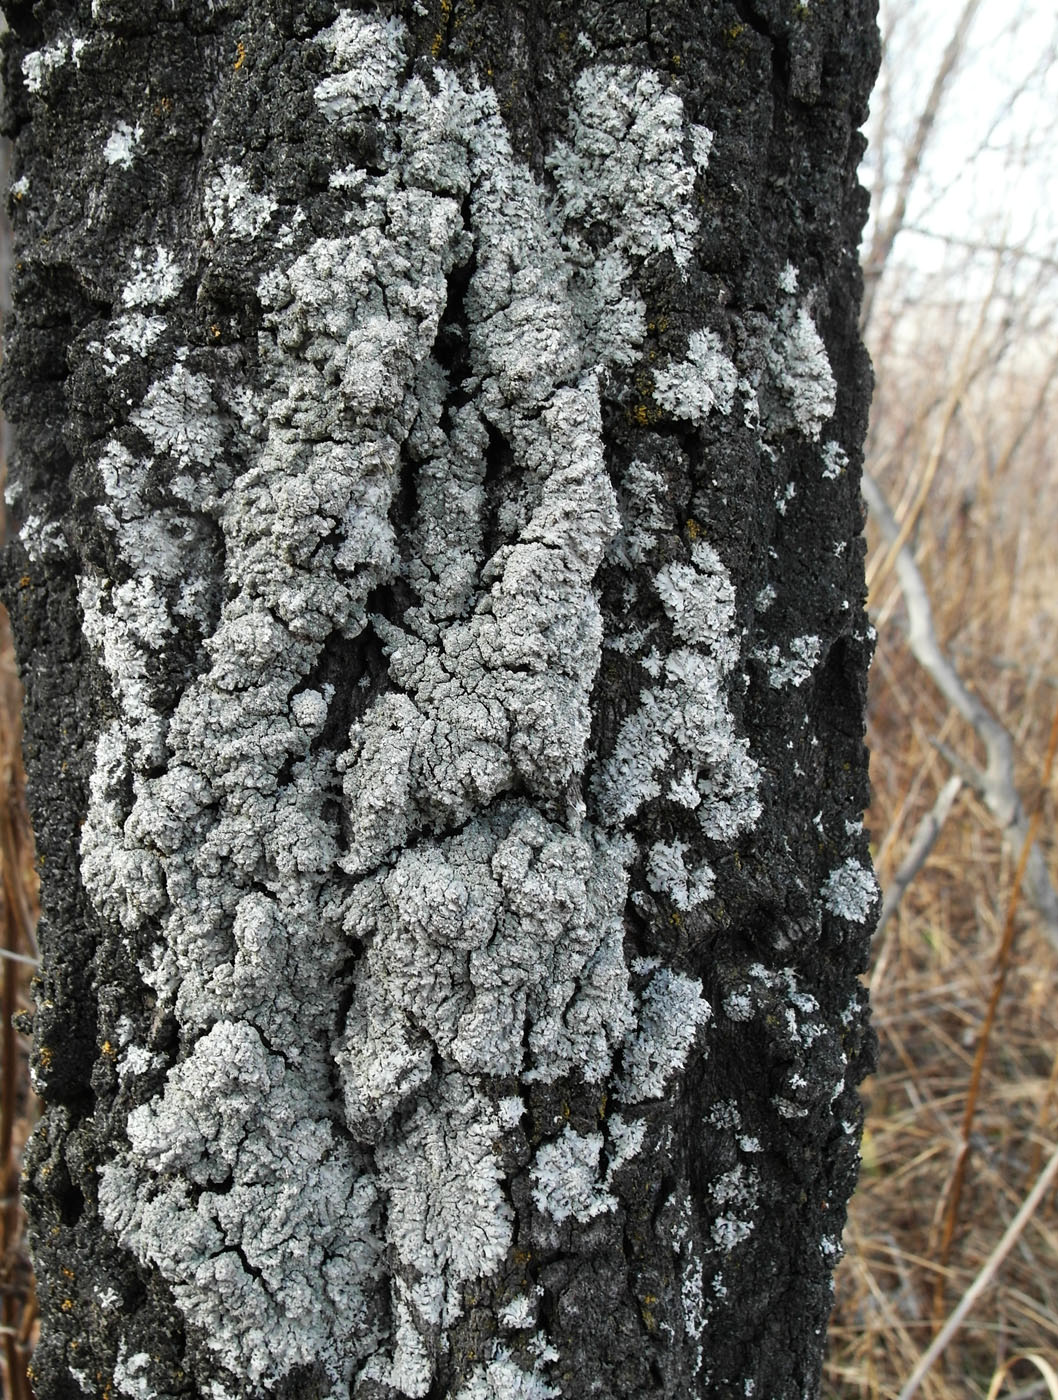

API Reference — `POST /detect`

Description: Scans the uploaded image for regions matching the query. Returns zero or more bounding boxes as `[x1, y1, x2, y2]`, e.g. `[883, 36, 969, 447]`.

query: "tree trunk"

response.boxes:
[1, 2, 879, 1397]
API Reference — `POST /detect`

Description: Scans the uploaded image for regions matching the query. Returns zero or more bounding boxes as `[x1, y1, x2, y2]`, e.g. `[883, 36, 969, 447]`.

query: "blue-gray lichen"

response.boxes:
[68, 12, 824, 1395]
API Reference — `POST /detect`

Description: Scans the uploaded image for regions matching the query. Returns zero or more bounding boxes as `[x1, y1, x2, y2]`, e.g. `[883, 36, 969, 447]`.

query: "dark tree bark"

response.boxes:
[1, 2, 879, 1397]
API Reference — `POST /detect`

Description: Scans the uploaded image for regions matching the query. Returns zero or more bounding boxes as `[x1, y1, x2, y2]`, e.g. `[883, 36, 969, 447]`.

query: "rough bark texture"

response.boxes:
[1, 2, 879, 1397]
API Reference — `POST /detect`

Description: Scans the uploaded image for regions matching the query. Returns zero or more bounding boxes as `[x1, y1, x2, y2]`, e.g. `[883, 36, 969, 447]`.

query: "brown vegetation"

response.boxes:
[827, 6, 1058, 1393]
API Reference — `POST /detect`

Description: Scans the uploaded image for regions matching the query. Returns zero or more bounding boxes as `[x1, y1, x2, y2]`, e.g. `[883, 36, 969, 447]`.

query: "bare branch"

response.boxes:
[896, 1140, 1058, 1400]
[862, 470, 1058, 948]
[862, 0, 986, 334]
[875, 773, 963, 940]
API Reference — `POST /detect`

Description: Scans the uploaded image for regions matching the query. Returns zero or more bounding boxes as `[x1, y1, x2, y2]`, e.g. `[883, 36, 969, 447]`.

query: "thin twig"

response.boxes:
[875, 774, 964, 941]
[863, 471, 1058, 948]
[861, 0, 986, 332]
[897, 1142, 1058, 1400]
[933, 702, 1058, 1318]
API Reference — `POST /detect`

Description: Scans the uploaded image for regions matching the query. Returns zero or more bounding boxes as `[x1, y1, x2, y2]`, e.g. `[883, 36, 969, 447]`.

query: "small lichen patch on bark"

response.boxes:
[617, 966, 711, 1103]
[530, 1125, 616, 1224]
[652, 329, 738, 424]
[453, 1346, 560, 1400]
[762, 273, 837, 440]
[822, 857, 880, 923]
[375, 1076, 512, 1329]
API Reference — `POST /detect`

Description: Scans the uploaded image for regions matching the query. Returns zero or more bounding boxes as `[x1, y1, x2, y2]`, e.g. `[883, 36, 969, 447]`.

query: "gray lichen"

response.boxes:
[50, 8, 860, 1395]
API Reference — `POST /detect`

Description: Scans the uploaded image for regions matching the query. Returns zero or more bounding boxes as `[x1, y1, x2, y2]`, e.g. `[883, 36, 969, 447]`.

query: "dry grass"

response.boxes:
[825, 299, 1058, 1398]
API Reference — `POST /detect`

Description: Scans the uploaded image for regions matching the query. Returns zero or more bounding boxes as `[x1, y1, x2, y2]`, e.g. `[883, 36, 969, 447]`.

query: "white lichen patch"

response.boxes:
[593, 582, 761, 843]
[499, 1290, 541, 1330]
[22, 35, 86, 92]
[530, 1125, 616, 1224]
[821, 439, 848, 479]
[335, 806, 634, 1130]
[618, 967, 711, 1103]
[652, 328, 738, 425]
[655, 541, 739, 655]
[104, 120, 143, 168]
[605, 1113, 647, 1182]
[312, 12, 407, 125]
[122, 246, 183, 308]
[707, 1164, 760, 1255]
[548, 66, 705, 272]
[117, 1044, 162, 1081]
[646, 839, 715, 911]
[99, 1022, 383, 1391]
[609, 457, 672, 567]
[376, 1077, 512, 1328]
[765, 300, 836, 441]
[454, 1347, 560, 1400]
[203, 163, 278, 240]
[754, 633, 822, 688]
[711, 1216, 754, 1251]
[691, 123, 714, 172]
[18, 514, 67, 562]
[112, 1346, 153, 1400]
[822, 857, 879, 923]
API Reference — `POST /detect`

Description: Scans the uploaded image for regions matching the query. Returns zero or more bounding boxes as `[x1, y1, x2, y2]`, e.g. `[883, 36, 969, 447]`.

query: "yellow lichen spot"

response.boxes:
[62, 1267, 75, 1280]
[598, 1092, 607, 1120]
[210, 322, 222, 340]
[686, 518, 701, 541]
[101, 1040, 116, 1058]
[671, 54, 681, 68]
[233, 39, 247, 71]
[669, 911, 682, 928]
[18, 575, 30, 588]
[38, 1045, 52, 1069]
[62, 1298, 74, 1311]
[432, 0, 453, 55]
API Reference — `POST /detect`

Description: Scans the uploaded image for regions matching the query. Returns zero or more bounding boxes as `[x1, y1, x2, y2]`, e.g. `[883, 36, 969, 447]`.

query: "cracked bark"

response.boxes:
[2, 2, 879, 1398]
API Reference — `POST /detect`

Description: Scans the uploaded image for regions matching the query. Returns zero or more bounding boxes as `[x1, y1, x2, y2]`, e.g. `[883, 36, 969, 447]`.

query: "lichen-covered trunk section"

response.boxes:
[1, 3, 879, 1397]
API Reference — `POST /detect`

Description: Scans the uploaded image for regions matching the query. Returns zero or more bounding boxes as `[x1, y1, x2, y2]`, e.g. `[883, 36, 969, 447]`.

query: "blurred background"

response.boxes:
[830, 2, 1058, 1395]
[2, 2, 1058, 1396]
